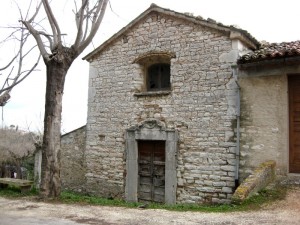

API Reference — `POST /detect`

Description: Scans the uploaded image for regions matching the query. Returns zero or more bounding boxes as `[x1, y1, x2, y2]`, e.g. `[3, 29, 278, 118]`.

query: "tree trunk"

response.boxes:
[40, 46, 74, 198]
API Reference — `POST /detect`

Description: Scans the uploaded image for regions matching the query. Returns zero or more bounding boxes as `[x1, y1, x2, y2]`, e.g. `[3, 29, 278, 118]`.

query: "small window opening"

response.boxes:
[147, 64, 170, 91]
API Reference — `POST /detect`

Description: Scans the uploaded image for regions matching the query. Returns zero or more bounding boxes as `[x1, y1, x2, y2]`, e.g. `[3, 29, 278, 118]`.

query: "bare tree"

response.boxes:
[17, 0, 108, 198]
[0, 18, 41, 106]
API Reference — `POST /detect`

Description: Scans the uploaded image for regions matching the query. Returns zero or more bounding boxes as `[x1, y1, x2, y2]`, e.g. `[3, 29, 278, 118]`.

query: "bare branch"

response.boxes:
[0, 54, 41, 94]
[38, 30, 54, 50]
[0, 54, 41, 107]
[73, 0, 89, 48]
[0, 4, 42, 106]
[82, 9, 90, 43]
[76, 0, 109, 54]
[0, 54, 19, 71]
[1, 66, 15, 90]
[0, 26, 24, 46]
[21, 20, 49, 60]
[42, 0, 62, 47]
[27, 0, 43, 23]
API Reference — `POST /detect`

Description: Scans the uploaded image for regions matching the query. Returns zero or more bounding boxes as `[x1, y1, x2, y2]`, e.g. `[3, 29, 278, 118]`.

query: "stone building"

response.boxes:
[58, 5, 300, 204]
[82, 4, 259, 204]
[60, 126, 86, 192]
[237, 41, 300, 180]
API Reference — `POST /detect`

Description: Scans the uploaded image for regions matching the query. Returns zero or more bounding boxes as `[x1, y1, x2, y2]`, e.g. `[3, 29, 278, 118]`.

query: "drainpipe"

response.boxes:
[232, 64, 240, 189]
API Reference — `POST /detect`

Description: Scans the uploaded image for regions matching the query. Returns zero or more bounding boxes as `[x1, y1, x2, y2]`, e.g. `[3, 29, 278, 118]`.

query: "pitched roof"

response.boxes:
[83, 4, 260, 61]
[238, 41, 300, 64]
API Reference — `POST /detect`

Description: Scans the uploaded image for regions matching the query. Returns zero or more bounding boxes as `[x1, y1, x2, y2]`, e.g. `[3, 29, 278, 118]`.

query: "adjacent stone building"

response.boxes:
[237, 41, 300, 180]
[82, 4, 259, 204]
[58, 5, 300, 204]
[61, 126, 86, 192]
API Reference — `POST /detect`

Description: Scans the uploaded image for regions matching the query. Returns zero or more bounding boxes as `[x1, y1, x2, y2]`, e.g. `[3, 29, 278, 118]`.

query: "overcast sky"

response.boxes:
[0, 0, 300, 133]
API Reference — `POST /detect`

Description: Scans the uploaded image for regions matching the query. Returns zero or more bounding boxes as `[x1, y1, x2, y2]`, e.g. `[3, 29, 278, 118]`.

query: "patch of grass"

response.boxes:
[0, 185, 38, 197]
[0, 185, 287, 213]
[58, 186, 287, 212]
[239, 186, 287, 210]
[59, 191, 139, 208]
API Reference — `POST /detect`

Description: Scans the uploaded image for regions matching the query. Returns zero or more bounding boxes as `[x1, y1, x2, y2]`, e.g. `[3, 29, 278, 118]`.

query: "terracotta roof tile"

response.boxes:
[238, 40, 300, 64]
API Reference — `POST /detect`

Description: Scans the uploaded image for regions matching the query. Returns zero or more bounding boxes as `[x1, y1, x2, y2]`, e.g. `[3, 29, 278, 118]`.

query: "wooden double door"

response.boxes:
[138, 141, 165, 203]
[289, 75, 300, 173]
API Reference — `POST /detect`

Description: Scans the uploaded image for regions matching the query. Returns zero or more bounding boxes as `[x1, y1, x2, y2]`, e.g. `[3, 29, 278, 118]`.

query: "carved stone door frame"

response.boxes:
[125, 119, 178, 204]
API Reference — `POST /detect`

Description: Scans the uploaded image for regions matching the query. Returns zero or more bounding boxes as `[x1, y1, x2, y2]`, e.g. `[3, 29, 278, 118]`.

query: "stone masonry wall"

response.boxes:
[86, 12, 240, 203]
[61, 126, 86, 193]
[239, 75, 288, 180]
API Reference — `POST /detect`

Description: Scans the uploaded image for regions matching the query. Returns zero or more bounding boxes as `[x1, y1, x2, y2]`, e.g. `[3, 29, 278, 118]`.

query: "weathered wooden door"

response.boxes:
[289, 75, 300, 173]
[138, 141, 165, 203]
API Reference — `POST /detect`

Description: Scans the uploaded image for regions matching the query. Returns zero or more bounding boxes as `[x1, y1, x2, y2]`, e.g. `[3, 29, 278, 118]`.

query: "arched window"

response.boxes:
[147, 63, 170, 91]
[133, 51, 175, 93]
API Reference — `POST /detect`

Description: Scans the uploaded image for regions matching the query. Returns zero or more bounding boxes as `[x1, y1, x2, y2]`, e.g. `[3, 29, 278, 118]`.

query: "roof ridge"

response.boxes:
[83, 4, 260, 61]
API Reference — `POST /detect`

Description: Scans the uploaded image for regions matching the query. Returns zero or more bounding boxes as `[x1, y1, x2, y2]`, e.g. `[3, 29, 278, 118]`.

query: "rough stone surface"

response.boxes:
[232, 160, 276, 203]
[84, 11, 247, 204]
[61, 126, 86, 193]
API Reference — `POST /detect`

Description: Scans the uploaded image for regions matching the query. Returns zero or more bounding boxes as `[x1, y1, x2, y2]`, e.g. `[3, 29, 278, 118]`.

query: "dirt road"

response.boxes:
[0, 187, 300, 225]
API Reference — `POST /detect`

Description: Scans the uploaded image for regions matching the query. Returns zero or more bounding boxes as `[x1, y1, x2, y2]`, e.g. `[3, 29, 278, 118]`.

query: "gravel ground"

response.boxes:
[0, 187, 299, 225]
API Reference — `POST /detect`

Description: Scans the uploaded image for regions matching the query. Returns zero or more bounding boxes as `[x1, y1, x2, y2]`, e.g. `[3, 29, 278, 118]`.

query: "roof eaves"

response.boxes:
[61, 125, 86, 137]
[238, 55, 300, 68]
[230, 31, 258, 50]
